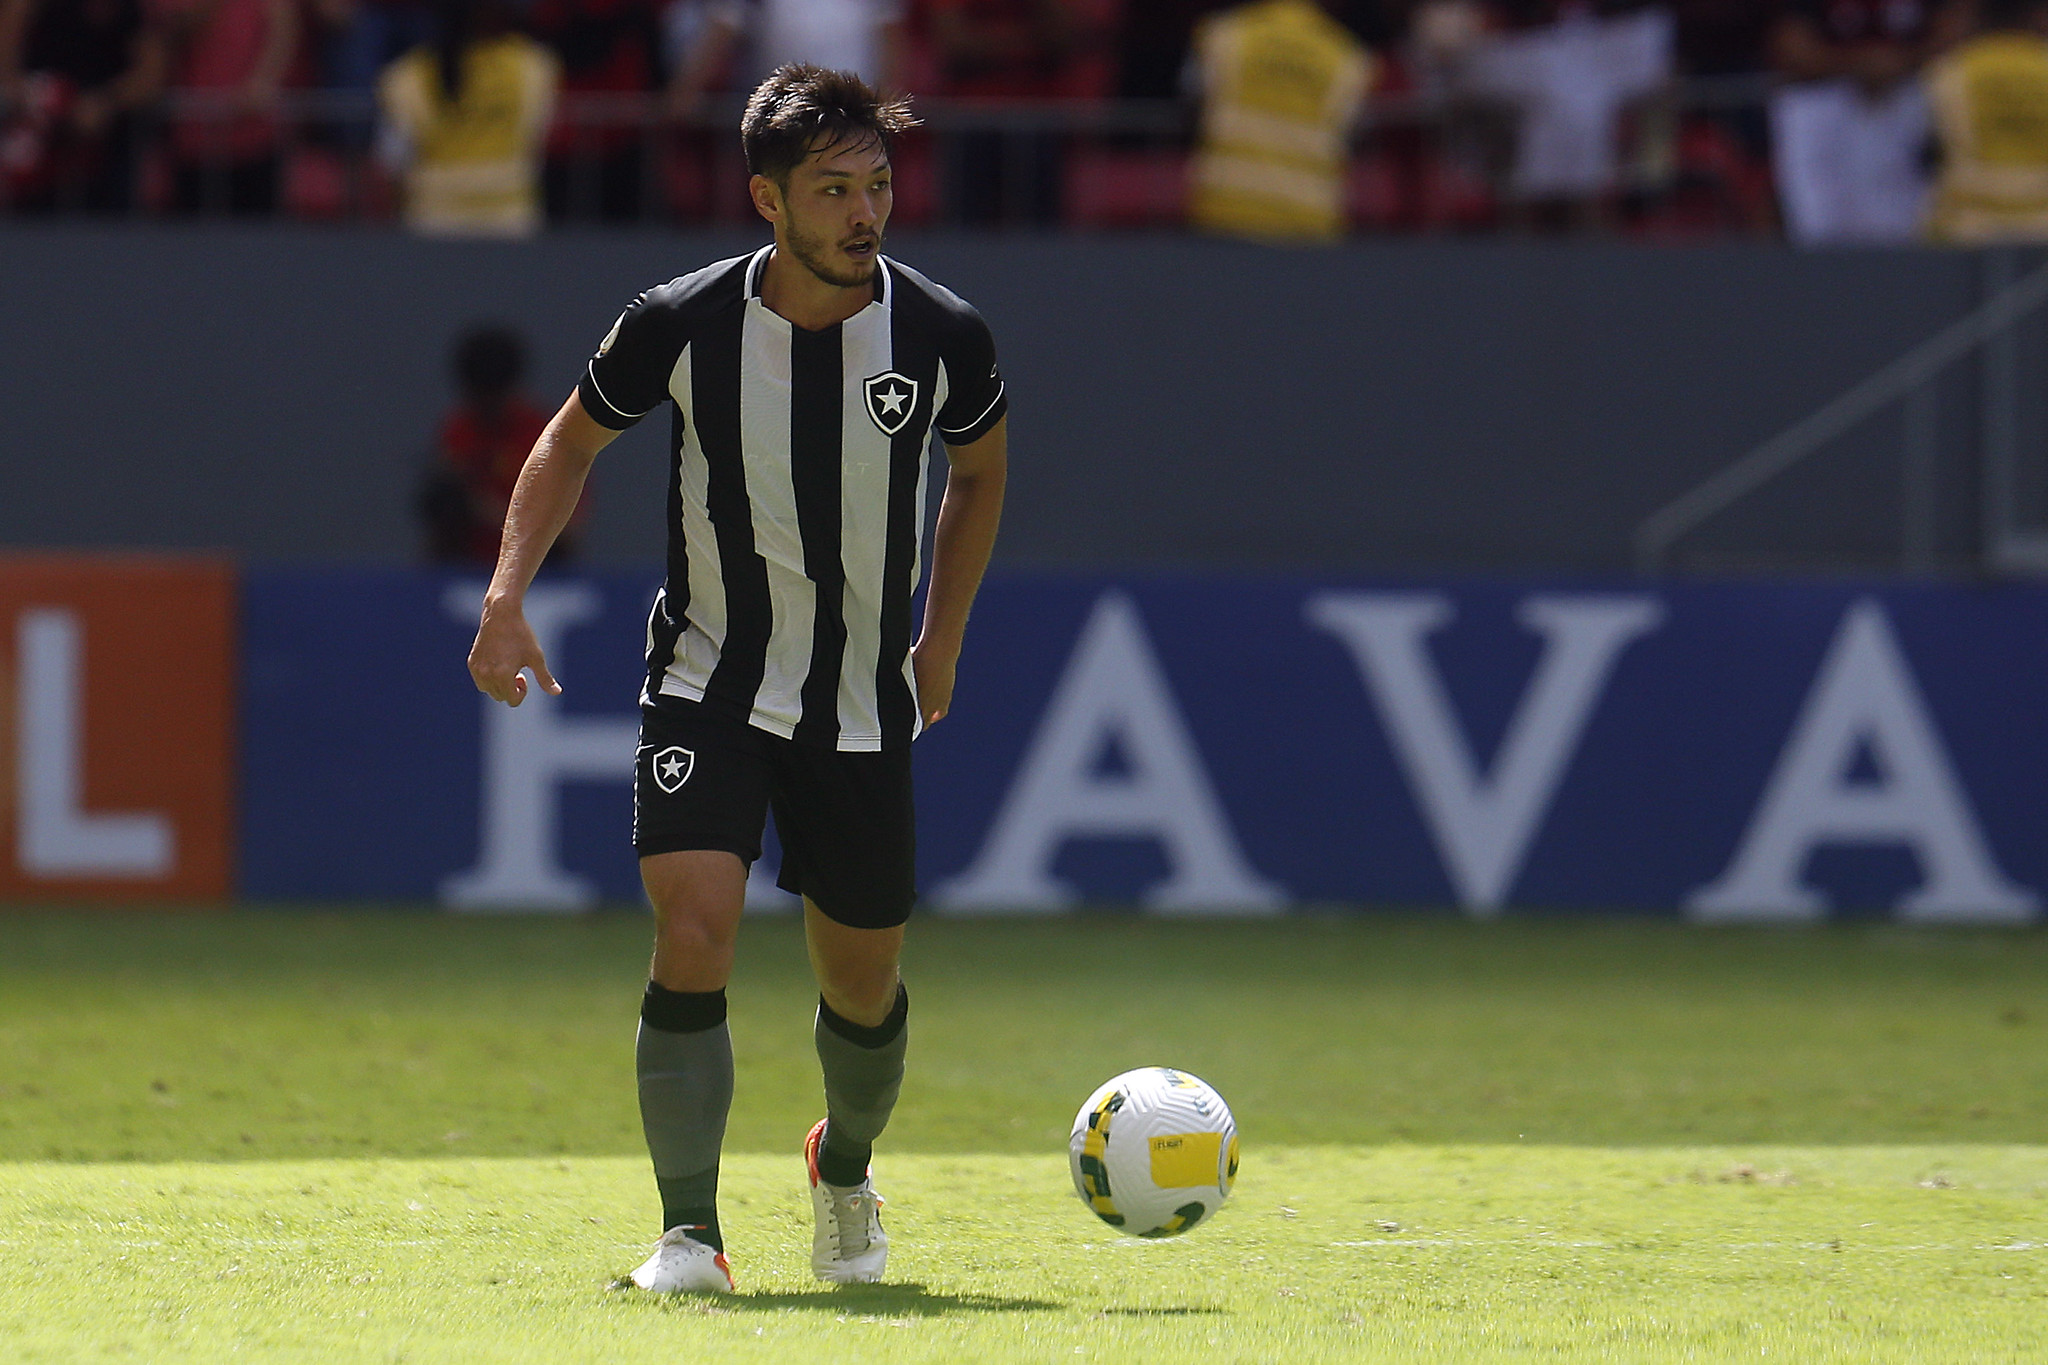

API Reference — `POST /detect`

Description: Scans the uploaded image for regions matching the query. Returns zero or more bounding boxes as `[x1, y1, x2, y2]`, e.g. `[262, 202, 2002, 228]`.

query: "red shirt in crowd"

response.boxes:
[434, 395, 559, 564]
[529, 0, 661, 152]
[921, 0, 1107, 98]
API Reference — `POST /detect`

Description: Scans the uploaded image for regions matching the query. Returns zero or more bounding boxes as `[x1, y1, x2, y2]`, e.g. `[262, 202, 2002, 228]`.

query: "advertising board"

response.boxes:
[240, 571, 2047, 921]
[0, 557, 235, 901]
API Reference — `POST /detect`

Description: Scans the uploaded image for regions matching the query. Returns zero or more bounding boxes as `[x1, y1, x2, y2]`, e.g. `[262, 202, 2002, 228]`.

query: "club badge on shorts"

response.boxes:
[864, 371, 919, 436]
[651, 746, 695, 793]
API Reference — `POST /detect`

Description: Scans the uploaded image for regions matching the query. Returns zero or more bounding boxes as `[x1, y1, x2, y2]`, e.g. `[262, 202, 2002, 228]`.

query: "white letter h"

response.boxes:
[441, 583, 638, 911]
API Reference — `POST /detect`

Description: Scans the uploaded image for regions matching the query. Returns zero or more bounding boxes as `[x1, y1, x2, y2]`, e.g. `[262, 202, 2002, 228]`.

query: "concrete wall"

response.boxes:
[0, 226, 2006, 570]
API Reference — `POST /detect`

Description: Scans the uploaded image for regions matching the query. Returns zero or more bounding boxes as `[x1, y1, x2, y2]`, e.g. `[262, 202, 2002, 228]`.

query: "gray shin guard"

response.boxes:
[814, 1010, 907, 1148]
[636, 1019, 734, 1202]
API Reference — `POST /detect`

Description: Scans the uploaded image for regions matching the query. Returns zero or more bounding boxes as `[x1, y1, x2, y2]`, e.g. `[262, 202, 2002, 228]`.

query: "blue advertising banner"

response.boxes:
[241, 570, 2048, 921]
[242, 570, 655, 906]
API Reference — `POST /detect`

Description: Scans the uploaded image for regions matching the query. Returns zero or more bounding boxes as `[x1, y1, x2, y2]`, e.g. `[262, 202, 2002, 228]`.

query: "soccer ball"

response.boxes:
[1068, 1066, 1238, 1238]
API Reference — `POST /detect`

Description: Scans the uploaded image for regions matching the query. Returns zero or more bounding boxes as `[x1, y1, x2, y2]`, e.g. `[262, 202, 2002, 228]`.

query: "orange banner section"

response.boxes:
[0, 557, 235, 901]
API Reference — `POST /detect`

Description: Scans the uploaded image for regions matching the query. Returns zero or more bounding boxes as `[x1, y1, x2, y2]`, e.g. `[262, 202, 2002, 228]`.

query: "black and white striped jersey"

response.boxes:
[578, 246, 1008, 752]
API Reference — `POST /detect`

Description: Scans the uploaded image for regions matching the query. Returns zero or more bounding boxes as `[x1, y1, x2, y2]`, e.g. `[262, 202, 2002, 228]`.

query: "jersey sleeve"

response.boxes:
[933, 306, 1008, 446]
[578, 288, 688, 430]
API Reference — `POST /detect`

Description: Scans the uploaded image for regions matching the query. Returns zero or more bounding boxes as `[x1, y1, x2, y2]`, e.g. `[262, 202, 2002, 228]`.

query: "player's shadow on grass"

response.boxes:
[620, 1281, 1061, 1316]
[737, 1283, 1060, 1315]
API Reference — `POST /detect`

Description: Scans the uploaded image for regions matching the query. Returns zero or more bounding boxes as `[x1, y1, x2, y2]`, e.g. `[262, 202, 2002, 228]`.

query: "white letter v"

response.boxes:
[1307, 593, 1663, 915]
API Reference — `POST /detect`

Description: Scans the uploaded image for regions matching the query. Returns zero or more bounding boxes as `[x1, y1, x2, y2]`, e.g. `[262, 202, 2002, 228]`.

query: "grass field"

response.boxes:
[4, 911, 2047, 1361]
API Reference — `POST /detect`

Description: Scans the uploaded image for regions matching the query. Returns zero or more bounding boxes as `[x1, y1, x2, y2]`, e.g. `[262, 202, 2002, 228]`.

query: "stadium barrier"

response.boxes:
[8, 558, 2039, 919]
[4, 80, 1775, 233]
[6, 230, 2003, 577]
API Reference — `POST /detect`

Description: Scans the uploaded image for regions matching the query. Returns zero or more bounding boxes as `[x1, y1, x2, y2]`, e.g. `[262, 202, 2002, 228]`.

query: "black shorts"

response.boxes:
[632, 693, 916, 929]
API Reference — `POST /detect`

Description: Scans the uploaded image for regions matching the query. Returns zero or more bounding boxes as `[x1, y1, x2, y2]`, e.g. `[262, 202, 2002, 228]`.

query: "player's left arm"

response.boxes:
[914, 416, 1006, 727]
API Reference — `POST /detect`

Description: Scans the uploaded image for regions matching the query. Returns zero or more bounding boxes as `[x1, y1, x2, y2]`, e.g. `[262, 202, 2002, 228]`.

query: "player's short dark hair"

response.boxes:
[740, 65, 919, 182]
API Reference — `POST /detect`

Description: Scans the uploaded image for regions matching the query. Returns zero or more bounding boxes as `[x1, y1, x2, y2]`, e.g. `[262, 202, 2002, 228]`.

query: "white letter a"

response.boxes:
[936, 592, 1284, 914]
[1689, 599, 2036, 924]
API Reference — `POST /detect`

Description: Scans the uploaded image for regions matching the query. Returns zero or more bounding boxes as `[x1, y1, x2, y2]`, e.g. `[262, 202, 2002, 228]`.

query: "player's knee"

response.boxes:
[643, 852, 747, 992]
[640, 850, 746, 920]
[655, 902, 737, 953]
[818, 964, 900, 1027]
[650, 908, 739, 993]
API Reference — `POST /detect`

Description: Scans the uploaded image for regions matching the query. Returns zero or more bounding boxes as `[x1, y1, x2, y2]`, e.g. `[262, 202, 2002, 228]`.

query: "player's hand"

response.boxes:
[911, 639, 957, 728]
[468, 598, 562, 707]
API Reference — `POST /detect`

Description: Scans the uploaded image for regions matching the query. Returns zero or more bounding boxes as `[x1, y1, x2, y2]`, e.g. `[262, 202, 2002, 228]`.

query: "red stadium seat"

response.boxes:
[1063, 147, 1186, 229]
[887, 133, 939, 228]
[284, 147, 350, 221]
[1348, 152, 1405, 231]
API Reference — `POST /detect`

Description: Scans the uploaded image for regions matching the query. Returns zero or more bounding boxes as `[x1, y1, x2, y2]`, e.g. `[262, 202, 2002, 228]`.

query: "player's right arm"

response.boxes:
[468, 277, 695, 705]
[466, 393, 621, 706]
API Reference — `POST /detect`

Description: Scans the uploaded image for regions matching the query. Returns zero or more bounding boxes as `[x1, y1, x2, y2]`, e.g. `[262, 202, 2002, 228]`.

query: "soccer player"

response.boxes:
[463, 65, 1007, 1292]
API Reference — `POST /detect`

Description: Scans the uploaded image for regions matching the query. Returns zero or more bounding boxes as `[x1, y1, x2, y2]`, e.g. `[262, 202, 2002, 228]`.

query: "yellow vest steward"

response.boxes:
[379, 35, 560, 239]
[1929, 32, 2048, 244]
[1191, 0, 1374, 243]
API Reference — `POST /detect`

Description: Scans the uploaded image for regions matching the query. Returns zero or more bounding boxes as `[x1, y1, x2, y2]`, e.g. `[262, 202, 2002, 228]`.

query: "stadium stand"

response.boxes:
[7, 0, 2048, 239]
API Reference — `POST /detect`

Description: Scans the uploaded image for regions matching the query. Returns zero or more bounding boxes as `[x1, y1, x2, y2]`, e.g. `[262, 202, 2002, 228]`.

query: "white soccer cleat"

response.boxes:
[627, 1226, 734, 1293]
[805, 1118, 889, 1284]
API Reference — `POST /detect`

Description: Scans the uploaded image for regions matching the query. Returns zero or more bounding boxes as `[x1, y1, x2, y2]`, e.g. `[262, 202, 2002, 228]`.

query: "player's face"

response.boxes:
[775, 135, 893, 289]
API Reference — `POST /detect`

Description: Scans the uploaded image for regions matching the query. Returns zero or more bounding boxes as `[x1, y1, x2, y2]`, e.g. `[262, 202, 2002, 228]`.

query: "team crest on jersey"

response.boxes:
[863, 371, 920, 436]
[650, 745, 695, 794]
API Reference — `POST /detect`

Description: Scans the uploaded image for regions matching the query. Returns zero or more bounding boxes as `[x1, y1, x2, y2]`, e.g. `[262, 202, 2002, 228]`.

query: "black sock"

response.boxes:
[642, 981, 729, 1034]
[817, 1121, 872, 1188]
[817, 986, 908, 1049]
[814, 986, 909, 1187]
[657, 1192, 723, 1252]
[638, 984, 732, 1251]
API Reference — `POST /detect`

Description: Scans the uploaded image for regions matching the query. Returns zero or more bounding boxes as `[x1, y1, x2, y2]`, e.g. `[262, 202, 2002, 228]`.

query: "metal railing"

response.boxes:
[1634, 249, 2048, 575]
[1, 77, 1780, 230]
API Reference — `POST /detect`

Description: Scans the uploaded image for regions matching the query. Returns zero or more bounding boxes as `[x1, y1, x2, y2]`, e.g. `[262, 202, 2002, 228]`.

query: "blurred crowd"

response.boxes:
[6, 0, 2048, 240]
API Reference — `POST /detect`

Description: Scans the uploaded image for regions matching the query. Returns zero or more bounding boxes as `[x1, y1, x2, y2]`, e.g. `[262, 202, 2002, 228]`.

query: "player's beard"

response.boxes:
[785, 216, 881, 290]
